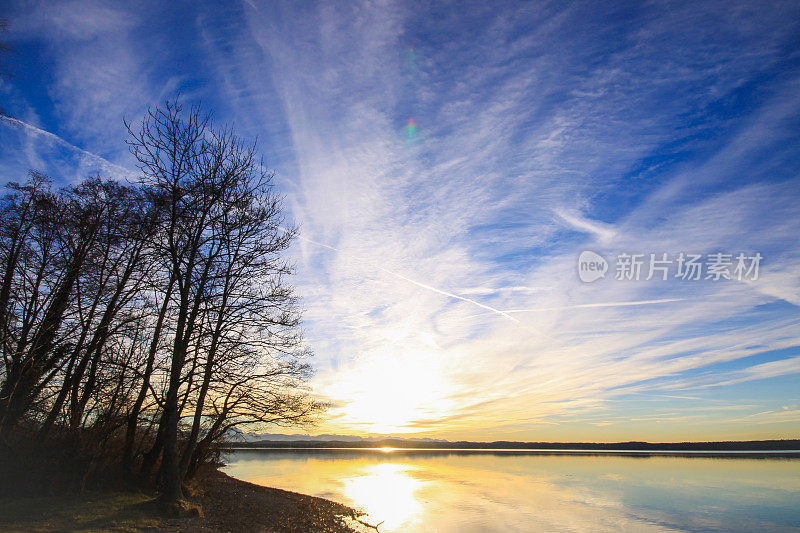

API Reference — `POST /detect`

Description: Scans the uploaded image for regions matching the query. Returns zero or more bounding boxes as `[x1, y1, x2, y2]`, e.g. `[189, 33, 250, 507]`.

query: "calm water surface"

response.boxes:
[222, 449, 800, 532]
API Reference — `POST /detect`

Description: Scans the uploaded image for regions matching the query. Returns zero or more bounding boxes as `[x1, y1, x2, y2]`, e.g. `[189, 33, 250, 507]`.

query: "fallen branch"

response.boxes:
[349, 511, 384, 530]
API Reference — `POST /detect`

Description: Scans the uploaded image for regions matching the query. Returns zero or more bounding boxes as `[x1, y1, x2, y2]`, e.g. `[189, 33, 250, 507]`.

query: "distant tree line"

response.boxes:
[233, 438, 800, 452]
[0, 100, 319, 507]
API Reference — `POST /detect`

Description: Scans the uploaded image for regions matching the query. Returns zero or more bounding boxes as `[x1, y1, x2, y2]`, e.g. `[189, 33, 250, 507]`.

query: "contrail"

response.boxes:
[461, 297, 685, 321]
[0, 115, 137, 180]
[376, 268, 522, 324]
[503, 298, 684, 313]
[282, 227, 525, 325]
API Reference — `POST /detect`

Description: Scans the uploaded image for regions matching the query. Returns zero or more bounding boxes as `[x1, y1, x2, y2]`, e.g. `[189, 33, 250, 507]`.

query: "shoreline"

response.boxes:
[227, 446, 800, 458]
[162, 468, 368, 532]
[0, 468, 366, 532]
[229, 438, 800, 452]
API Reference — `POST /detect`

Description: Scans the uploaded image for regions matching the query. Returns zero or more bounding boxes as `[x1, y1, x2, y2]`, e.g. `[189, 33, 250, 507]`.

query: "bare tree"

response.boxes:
[0, 98, 319, 506]
[0, 176, 108, 432]
[126, 99, 316, 507]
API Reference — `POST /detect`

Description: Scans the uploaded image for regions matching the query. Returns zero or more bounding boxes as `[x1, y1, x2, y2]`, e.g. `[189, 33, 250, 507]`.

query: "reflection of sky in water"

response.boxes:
[222, 450, 800, 532]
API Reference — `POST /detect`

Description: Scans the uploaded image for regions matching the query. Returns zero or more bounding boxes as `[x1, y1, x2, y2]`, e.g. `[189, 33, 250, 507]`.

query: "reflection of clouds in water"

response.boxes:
[337, 457, 679, 532]
[343, 463, 425, 531]
[408, 465, 680, 532]
[222, 451, 800, 533]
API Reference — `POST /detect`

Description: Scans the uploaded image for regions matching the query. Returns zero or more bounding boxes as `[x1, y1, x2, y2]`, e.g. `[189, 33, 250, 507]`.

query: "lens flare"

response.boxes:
[406, 118, 417, 140]
[406, 47, 416, 70]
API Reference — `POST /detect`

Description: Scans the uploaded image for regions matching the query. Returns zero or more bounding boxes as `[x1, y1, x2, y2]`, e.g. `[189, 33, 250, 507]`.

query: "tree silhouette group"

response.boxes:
[0, 100, 317, 507]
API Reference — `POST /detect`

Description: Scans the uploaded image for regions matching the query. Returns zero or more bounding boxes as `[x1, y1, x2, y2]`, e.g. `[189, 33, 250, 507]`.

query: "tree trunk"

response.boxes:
[123, 275, 175, 474]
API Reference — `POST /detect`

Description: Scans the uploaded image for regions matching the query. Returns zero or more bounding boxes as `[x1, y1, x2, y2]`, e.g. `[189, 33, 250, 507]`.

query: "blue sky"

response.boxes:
[1, 0, 799, 441]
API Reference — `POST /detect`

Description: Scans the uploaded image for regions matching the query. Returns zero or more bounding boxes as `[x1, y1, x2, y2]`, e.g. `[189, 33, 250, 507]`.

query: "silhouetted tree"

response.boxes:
[125, 99, 317, 507]
[0, 98, 318, 506]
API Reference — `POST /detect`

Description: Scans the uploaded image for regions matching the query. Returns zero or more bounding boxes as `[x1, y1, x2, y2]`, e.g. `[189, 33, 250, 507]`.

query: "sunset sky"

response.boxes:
[1, 0, 799, 441]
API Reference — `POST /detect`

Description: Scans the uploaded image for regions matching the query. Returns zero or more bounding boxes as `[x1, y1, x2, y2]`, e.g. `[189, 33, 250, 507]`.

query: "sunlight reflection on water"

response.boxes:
[222, 449, 800, 532]
[343, 463, 425, 530]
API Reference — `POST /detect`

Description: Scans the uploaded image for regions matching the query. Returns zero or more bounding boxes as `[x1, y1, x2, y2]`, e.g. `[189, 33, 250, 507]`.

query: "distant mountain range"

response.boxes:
[227, 431, 800, 452]
[227, 428, 449, 444]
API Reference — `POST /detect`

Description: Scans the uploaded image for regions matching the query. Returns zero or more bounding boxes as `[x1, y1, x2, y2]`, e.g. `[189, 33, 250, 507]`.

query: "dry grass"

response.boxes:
[0, 491, 161, 532]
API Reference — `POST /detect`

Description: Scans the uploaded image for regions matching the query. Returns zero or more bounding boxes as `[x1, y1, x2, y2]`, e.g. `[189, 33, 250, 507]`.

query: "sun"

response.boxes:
[320, 346, 456, 434]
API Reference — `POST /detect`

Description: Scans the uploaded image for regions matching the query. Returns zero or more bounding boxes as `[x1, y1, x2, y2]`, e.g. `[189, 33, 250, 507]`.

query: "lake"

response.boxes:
[222, 448, 800, 532]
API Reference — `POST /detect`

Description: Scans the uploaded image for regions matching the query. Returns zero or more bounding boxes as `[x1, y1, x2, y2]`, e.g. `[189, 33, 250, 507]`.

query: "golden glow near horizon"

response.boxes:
[318, 343, 459, 435]
[306, 325, 800, 441]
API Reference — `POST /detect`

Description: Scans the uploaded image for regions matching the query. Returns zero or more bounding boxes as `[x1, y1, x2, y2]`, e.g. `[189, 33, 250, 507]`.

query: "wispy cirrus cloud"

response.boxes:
[0, 115, 137, 181]
[186, 0, 800, 439]
[2, 0, 799, 440]
[555, 209, 617, 244]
